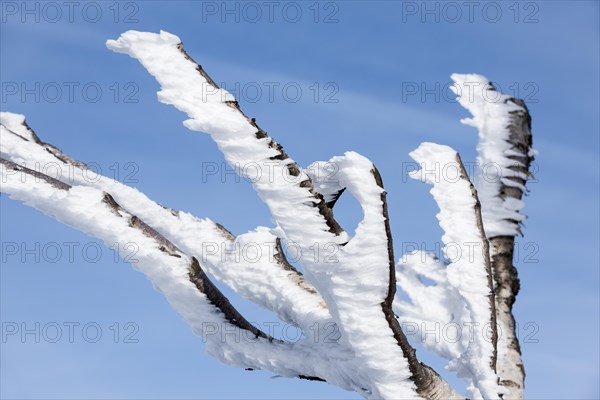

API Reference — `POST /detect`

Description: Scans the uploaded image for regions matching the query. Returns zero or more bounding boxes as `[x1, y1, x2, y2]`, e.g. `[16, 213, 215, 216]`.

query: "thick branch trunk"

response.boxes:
[490, 98, 533, 399]
[490, 235, 524, 399]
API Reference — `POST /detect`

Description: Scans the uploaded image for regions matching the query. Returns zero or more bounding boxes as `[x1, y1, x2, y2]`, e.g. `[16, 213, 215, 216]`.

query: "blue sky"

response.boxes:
[1, 1, 598, 399]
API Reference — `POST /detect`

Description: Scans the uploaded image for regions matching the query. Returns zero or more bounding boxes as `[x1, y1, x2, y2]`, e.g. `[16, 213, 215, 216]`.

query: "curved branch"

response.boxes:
[313, 152, 462, 399]
[376, 163, 463, 400]
[456, 152, 498, 372]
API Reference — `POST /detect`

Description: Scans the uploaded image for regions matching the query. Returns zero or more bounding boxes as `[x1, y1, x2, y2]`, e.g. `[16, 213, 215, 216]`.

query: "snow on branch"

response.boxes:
[451, 74, 536, 238]
[314, 152, 417, 399]
[106, 30, 346, 251]
[408, 143, 501, 399]
[1, 111, 459, 398]
[451, 74, 535, 399]
[0, 157, 326, 377]
[305, 152, 462, 399]
[395, 251, 469, 361]
[306, 160, 346, 208]
[0, 113, 327, 333]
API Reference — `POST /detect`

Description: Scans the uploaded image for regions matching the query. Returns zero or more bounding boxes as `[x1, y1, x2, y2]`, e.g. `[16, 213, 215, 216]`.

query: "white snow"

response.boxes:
[306, 160, 345, 204]
[0, 113, 37, 142]
[408, 142, 502, 399]
[451, 73, 533, 238]
[395, 251, 469, 361]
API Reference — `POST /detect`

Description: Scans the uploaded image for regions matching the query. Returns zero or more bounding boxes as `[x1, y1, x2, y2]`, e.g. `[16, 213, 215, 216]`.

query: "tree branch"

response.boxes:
[0, 156, 268, 339]
[311, 152, 463, 399]
[6, 112, 435, 394]
[451, 74, 535, 398]
[456, 152, 498, 373]
[409, 143, 500, 399]
[489, 98, 533, 399]
[374, 162, 463, 400]
[1, 114, 329, 332]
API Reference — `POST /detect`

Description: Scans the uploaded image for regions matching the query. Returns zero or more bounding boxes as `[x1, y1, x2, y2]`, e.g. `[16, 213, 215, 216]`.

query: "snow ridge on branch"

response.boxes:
[451, 74, 536, 238]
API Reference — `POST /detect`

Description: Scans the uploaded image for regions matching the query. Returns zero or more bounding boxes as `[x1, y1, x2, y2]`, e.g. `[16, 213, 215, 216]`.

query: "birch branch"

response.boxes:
[489, 99, 533, 400]
[409, 143, 500, 399]
[451, 74, 536, 399]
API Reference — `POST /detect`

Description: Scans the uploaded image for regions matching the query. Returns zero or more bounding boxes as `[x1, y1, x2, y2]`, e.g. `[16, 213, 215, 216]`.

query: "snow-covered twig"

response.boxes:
[450, 74, 535, 238]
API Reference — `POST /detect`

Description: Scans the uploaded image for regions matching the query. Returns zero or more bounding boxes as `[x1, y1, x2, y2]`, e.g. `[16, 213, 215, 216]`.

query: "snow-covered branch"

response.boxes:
[452, 74, 535, 398]
[0, 157, 322, 376]
[450, 74, 535, 238]
[406, 143, 500, 399]
[106, 31, 345, 247]
[0, 113, 327, 332]
[4, 144, 393, 388]
[0, 111, 459, 398]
